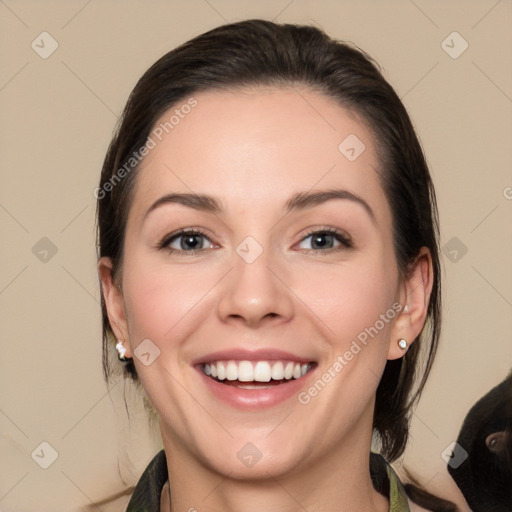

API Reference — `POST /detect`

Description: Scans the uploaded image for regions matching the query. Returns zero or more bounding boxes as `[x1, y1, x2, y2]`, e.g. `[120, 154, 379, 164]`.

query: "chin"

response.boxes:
[204, 448, 305, 481]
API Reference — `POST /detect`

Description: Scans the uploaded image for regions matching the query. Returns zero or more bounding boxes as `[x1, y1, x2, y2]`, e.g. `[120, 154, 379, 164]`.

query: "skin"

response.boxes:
[100, 87, 433, 512]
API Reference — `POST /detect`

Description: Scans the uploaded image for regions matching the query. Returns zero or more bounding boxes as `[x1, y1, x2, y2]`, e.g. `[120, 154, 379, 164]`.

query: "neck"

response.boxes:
[159, 418, 389, 512]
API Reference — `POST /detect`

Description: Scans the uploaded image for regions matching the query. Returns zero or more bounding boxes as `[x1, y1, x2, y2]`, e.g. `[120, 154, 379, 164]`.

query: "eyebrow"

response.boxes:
[144, 188, 375, 222]
[144, 193, 222, 220]
[285, 189, 375, 222]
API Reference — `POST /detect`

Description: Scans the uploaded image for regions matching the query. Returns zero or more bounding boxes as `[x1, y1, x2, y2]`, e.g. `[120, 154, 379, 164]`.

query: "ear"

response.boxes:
[98, 257, 132, 358]
[388, 247, 434, 360]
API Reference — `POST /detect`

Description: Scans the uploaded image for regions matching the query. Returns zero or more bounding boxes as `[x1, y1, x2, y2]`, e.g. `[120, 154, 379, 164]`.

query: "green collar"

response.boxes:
[384, 459, 411, 511]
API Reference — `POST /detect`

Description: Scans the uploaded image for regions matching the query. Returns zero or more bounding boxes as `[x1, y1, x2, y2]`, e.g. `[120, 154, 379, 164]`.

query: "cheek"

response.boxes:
[121, 257, 215, 348]
[292, 255, 398, 348]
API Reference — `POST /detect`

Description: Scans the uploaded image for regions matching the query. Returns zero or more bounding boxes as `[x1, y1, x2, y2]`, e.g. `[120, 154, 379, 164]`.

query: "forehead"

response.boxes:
[130, 87, 390, 223]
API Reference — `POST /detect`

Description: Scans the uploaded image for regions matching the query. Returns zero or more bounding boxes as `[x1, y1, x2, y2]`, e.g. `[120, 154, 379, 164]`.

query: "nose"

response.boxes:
[216, 246, 295, 329]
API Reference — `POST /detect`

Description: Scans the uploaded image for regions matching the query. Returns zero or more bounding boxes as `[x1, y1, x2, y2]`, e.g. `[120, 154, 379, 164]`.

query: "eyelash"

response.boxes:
[299, 226, 352, 254]
[158, 228, 213, 255]
[158, 226, 352, 255]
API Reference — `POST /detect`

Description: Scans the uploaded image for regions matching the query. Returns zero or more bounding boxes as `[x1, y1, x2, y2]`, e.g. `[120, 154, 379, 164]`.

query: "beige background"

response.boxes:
[1, 1, 511, 511]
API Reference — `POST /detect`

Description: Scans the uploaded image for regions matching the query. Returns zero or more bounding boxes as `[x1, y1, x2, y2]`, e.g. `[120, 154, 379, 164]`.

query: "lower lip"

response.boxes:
[196, 367, 316, 409]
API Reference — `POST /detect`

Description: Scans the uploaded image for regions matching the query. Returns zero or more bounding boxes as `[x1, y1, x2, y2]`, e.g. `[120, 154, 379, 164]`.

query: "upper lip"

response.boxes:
[191, 348, 315, 366]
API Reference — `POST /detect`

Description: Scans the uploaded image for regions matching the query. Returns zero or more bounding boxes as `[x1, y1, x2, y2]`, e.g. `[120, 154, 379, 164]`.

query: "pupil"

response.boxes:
[313, 234, 333, 249]
[182, 235, 201, 250]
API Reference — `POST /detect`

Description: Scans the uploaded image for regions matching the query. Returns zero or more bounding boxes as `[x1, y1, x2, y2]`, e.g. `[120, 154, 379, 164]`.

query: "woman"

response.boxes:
[97, 19, 449, 511]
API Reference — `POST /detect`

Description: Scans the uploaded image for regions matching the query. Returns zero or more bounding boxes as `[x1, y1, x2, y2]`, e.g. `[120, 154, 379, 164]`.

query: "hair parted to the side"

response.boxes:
[97, 19, 441, 463]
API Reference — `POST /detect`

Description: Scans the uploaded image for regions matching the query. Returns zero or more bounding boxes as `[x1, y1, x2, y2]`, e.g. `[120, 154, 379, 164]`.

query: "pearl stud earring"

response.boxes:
[116, 340, 127, 361]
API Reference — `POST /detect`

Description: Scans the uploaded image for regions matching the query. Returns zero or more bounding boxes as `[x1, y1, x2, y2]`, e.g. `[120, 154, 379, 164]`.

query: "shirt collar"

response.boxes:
[126, 450, 411, 511]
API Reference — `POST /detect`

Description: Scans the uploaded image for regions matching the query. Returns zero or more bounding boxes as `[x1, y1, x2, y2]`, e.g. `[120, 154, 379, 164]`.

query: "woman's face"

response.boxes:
[103, 87, 414, 478]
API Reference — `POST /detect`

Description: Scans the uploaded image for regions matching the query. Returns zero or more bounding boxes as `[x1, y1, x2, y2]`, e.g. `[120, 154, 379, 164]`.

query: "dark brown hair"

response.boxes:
[97, 19, 441, 463]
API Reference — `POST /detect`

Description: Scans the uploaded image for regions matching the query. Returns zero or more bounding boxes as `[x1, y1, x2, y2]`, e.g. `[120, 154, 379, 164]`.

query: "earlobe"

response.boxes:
[388, 247, 434, 360]
[98, 257, 132, 358]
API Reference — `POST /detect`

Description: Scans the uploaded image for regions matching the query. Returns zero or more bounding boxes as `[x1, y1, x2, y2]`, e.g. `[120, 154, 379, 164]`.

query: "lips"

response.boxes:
[193, 349, 317, 408]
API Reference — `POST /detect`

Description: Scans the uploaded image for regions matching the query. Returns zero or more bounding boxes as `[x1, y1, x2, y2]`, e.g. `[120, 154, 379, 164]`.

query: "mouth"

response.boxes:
[199, 359, 316, 389]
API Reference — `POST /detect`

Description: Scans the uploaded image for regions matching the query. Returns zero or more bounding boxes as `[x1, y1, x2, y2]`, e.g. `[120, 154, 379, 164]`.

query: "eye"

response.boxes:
[160, 229, 216, 254]
[297, 228, 352, 252]
[485, 431, 508, 454]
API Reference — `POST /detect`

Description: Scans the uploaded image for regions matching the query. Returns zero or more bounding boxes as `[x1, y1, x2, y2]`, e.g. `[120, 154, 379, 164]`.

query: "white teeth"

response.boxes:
[254, 361, 271, 382]
[217, 361, 226, 380]
[236, 384, 268, 390]
[271, 361, 284, 380]
[238, 361, 254, 382]
[202, 360, 312, 383]
[226, 361, 238, 381]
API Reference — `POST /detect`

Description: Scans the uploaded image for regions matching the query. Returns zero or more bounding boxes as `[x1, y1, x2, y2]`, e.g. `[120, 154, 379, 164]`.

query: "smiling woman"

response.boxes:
[96, 19, 453, 512]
